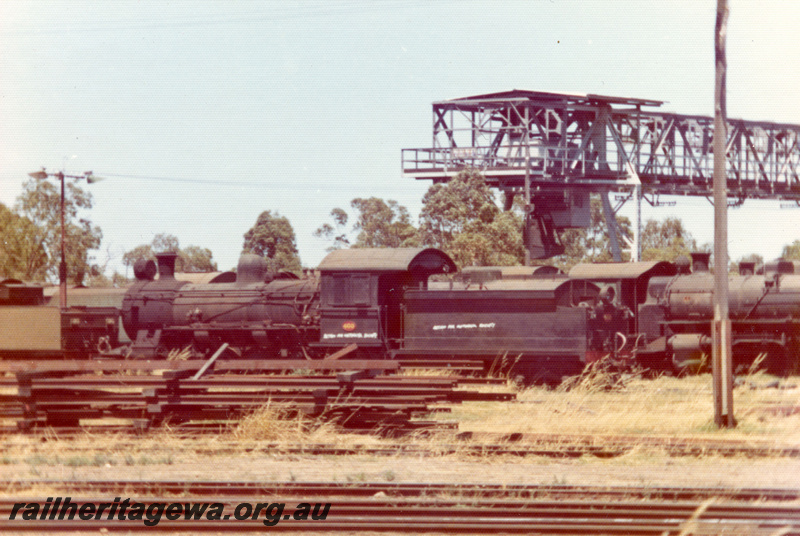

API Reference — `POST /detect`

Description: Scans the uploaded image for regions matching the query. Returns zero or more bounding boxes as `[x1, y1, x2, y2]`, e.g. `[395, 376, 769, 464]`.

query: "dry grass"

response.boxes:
[448, 372, 800, 445]
[396, 368, 460, 378]
[557, 358, 634, 393]
[1, 366, 797, 474]
[228, 403, 315, 442]
[166, 346, 192, 361]
[487, 353, 521, 380]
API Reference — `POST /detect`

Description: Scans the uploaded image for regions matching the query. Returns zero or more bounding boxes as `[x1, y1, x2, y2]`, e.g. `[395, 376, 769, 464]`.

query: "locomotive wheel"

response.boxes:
[759, 345, 789, 376]
[511, 356, 585, 386]
[732, 342, 789, 376]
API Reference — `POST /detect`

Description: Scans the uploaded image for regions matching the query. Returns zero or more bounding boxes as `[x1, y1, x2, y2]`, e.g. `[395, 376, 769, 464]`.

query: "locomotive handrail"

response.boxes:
[742, 282, 774, 321]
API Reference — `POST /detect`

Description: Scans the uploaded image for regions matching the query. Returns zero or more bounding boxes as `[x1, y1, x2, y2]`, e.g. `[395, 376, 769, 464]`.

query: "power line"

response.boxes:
[2, 1, 434, 37]
[96, 172, 268, 187]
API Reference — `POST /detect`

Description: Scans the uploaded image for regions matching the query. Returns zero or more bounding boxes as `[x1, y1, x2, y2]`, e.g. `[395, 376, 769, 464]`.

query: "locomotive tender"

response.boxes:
[117, 248, 800, 380]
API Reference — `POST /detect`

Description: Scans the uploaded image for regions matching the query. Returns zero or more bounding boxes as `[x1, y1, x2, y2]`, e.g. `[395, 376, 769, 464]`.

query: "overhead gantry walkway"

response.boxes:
[402, 90, 800, 260]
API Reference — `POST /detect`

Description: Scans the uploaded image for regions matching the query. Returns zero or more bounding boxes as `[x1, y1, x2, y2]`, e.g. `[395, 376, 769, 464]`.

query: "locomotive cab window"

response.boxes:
[327, 274, 373, 306]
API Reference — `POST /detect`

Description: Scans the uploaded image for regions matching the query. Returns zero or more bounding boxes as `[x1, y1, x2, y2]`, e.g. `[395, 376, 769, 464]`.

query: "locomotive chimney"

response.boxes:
[155, 252, 179, 280]
[738, 262, 756, 276]
[674, 255, 692, 275]
[690, 252, 711, 273]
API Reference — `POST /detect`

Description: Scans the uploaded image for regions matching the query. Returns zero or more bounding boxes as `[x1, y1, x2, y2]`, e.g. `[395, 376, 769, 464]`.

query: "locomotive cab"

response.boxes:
[316, 248, 457, 353]
[569, 260, 677, 366]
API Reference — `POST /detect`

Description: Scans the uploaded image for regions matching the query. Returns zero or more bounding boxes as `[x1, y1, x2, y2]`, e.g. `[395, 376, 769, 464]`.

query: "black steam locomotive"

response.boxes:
[117, 248, 800, 380]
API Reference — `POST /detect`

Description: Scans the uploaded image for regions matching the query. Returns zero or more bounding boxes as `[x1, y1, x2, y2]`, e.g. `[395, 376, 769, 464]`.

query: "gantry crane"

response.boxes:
[402, 90, 800, 261]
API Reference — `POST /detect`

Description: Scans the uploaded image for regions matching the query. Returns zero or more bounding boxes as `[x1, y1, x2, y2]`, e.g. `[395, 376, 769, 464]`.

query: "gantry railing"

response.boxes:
[402, 91, 800, 201]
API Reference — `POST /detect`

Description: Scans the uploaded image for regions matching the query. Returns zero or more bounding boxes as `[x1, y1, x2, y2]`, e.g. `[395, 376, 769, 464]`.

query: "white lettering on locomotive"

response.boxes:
[323, 332, 378, 340]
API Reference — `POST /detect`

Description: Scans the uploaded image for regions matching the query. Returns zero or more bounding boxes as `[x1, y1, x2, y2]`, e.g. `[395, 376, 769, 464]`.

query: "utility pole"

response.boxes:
[27, 168, 102, 309]
[712, 0, 735, 428]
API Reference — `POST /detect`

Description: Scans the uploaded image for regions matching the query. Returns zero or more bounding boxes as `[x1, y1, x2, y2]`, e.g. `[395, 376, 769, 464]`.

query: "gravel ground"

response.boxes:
[3, 451, 800, 490]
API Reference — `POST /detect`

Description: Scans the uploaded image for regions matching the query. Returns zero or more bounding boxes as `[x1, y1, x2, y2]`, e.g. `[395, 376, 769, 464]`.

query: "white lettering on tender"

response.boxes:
[430, 323, 496, 331]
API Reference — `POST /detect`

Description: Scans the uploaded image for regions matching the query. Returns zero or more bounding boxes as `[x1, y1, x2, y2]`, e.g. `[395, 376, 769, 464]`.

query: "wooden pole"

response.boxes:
[712, 0, 735, 428]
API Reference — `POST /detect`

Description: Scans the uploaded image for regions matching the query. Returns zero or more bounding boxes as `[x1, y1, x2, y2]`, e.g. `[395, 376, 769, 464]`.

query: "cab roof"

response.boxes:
[318, 248, 457, 275]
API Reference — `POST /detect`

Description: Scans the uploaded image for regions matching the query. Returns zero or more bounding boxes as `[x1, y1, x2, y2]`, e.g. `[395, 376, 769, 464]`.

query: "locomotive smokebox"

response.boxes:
[155, 252, 179, 280]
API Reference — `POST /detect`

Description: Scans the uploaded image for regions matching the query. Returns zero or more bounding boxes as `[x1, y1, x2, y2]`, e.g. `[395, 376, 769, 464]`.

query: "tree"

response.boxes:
[0, 203, 48, 281]
[640, 217, 700, 262]
[781, 240, 800, 261]
[242, 210, 302, 274]
[313, 208, 351, 251]
[14, 178, 102, 285]
[122, 233, 218, 274]
[730, 253, 763, 274]
[555, 195, 633, 270]
[122, 244, 156, 271]
[315, 198, 418, 251]
[179, 245, 217, 273]
[351, 197, 417, 248]
[417, 168, 523, 266]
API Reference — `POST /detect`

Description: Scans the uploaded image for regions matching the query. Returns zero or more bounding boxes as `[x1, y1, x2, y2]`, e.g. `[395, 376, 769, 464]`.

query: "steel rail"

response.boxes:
[1, 370, 512, 433]
[3, 493, 799, 533]
[2, 427, 797, 459]
[6, 480, 800, 502]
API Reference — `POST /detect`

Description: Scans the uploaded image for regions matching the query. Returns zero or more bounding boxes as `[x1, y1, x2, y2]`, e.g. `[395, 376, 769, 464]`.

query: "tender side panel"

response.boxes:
[402, 290, 588, 357]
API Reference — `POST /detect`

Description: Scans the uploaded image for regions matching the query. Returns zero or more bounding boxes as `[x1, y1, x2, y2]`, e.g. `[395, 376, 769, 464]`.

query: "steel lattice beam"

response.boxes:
[402, 90, 800, 200]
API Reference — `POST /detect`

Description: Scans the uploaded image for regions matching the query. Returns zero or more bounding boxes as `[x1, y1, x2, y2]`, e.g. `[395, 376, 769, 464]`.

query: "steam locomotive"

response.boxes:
[116, 248, 800, 380]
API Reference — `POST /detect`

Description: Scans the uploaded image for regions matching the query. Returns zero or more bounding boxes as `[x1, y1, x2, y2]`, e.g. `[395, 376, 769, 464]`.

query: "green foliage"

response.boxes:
[0, 203, 48, 281]
[418, 168, 523, 266]
[122, 233, 218, 274]
[242, 210, 302, 274]
[121, 245, 155, 269]
[350, 197, 418, 248]
[180, 245, 218, 273]
[313, 208, 351, 251]
[13, 179, 102, 285]
[640, 217, 700, 262]
[781, 240, 800, 261]
[730, 253, 764, 274]
[315, 198, 418, 251]
[554, 196, 633, 270]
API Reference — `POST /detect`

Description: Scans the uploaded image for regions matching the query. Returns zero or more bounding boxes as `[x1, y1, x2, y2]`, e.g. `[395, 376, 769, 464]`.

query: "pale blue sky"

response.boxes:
[2, 1, 799, 274]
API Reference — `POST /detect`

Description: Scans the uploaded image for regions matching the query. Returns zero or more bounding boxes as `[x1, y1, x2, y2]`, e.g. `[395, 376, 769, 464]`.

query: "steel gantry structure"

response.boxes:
[402, 90, 800, 261]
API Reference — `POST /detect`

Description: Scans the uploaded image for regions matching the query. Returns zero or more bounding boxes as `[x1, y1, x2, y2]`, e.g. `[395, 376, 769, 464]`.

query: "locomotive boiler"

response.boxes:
[121, 252, 319, 358]
[642, 253, 800, 373]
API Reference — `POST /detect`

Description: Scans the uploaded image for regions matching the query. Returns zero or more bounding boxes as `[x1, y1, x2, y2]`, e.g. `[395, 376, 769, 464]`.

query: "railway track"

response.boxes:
[3, 480, 800, 533]
[3, 437, 799, 460]
[0, 368, 513, 433]
[2, 428, 798, 460]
